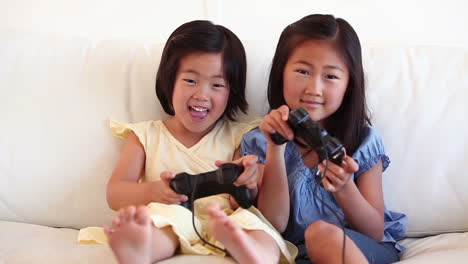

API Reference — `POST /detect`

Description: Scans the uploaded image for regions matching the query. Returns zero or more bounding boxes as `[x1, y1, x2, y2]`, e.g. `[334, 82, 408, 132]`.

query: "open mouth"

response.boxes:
[189, 106, 209, 121]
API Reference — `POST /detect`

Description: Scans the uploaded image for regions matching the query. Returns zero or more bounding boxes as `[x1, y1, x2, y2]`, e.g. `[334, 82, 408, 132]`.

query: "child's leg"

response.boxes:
[104, 205, 179, 264]
[304, 220, 368, 264]
[208, 204, 280, 264]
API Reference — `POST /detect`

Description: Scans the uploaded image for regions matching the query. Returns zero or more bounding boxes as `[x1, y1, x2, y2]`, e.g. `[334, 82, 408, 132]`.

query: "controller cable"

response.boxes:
[301, 140, 346, 264]
[187, 144, 347, 261]
[190, 173, 228, 254]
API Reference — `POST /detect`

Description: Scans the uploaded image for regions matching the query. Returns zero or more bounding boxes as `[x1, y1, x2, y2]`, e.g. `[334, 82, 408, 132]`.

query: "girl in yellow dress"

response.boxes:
[78, 20, 296, 264]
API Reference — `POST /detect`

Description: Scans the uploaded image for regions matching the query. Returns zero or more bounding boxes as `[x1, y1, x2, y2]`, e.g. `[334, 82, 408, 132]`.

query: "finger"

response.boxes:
[215, 160, 227, 167]
[261, 108, 292, 138]
[326, 173, 344, 187]
[245, 180, 258, 190]
[259, 118, 277, 135]
[235, 170, 258, 188]
[228, 195, 240, 209]
[234, 169, 255, 186]
[321, 160, 344, 178]
[163, 195, 187, 205]
[322, 176, 336, 192]
[269, 111, 294, 140]
[160, 171, 176, 184]
[223, 157, 243, 167]
[342, 156, 359, 173]
[278, 105, 290, 121]
[234, 158, 258, 186]
[161, 198, 173, 205]
[233, 155, 257, 173]
[318, 162, 333, 176]
[164, 188, 188, 202]
[244, 173, 259, 187]
[318, 163, 341, 187]
[241, 155, 258, 167]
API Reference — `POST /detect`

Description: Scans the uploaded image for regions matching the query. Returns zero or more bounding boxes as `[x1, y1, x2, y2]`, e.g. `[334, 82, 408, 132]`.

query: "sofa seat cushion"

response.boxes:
[398, 232, 468, 263]
[0, 221, 116, 263]
[3, 219, 467, 264]
[0, 221, 235, 264]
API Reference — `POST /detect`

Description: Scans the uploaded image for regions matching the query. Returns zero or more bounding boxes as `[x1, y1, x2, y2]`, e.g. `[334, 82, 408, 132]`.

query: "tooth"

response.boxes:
[191, 106, 207, 112]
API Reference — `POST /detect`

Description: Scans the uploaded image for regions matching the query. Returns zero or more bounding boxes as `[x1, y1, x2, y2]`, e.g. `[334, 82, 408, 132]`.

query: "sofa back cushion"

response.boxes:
[0, 31, 166, 228]
[0, 31, 467, 237]
[364, 44, 468, 236]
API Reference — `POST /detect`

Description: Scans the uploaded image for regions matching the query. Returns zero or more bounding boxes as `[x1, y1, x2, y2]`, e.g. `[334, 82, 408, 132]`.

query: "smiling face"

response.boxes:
[283, 39, 350, 124]
[166, 52, 229, 138]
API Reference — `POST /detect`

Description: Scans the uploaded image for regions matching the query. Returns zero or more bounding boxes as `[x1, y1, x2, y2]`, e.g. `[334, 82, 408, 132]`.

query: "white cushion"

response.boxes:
[0, 221, 235, 264]
[398, 232, 468, 263]
[399, 232, 468, 259]
[398, 249, 468, 264]
[363, 44, 468, 236]
[0, 221, 116, 263]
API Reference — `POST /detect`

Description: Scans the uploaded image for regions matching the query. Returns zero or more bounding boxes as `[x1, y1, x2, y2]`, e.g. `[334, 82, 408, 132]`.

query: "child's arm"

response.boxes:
[319, 156, 385, 241]
[106, 131, 187, 211]
[256, 105, 293, 232]
[257, 143, 289, 232]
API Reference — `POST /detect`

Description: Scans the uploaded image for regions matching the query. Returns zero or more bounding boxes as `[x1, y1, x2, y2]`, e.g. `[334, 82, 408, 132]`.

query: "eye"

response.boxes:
[325, 74, 339, 79]
[183, 78, 196, 84]
[296, 69, 310, 75]
[213, 83, 226, 88]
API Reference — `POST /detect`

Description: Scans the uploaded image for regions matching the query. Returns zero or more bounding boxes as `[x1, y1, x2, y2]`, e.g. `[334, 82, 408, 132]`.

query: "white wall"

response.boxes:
[220, 0, 468, 46]
[1, 0, 467, 45]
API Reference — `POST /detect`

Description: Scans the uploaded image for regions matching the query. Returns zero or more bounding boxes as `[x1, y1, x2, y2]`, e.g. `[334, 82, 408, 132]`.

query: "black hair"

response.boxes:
[156, 20, 248, 121]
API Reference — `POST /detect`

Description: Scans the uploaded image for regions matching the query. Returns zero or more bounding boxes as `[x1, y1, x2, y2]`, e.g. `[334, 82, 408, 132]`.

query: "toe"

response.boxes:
[120, 206, 136, 223]
[224, 217, 238, 231]
[103, 224, 112, 237]
[112, 215, 121, 228]
[207, 204, 220, 216]
[126, 206, 137, 220]
[135, 206, 150, 225]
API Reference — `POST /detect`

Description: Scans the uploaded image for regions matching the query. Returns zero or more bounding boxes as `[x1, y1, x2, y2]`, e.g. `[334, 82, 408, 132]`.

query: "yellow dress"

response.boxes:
[78, 119, 297, 263]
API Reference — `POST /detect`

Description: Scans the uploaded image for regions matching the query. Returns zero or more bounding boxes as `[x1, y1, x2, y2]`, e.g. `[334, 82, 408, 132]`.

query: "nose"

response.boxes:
[192, 83, 210, 101]
[305, 76, 323, 96]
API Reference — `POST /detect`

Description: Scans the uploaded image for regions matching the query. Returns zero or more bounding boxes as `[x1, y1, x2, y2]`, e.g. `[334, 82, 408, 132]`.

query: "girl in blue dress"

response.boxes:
[241, 14, 407, 264]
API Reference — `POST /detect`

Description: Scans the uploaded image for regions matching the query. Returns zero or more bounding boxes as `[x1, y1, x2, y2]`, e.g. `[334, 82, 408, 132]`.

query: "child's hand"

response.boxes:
[318, 156, 359, 192]
[215, 155, 259, 190]
[153, 171, 188, 205]
[259, 105, 294, 143]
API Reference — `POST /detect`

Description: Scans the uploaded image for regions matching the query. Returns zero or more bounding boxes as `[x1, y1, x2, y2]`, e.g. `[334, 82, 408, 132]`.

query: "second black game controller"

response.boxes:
[270, 107, 345, 165]
[169, 163, 253, 210]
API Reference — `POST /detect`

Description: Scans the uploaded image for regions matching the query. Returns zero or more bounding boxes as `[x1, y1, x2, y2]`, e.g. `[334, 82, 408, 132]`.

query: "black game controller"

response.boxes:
[270, 108, 345, 165]
[169, 163, 253, 210]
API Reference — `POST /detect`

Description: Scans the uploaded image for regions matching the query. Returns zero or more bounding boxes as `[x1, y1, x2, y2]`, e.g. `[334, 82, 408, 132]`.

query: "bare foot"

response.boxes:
[208, 204, 270, 264]
[104, 206, 152, 264]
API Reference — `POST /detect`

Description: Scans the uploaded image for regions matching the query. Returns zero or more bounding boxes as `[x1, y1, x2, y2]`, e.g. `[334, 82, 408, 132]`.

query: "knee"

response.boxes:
[305, 220, 341, 243]
[305, 221, 343, 259]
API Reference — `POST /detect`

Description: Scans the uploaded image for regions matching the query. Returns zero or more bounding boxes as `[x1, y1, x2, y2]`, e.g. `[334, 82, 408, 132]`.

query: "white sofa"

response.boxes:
[1, 29, 467, 264]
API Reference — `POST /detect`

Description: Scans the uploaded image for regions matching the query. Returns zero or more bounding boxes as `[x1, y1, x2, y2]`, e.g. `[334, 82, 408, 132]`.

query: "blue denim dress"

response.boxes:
[241, 126, 407, 254]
